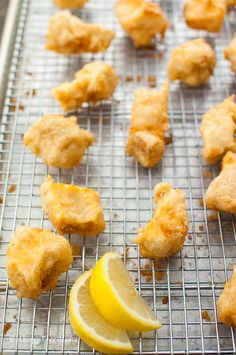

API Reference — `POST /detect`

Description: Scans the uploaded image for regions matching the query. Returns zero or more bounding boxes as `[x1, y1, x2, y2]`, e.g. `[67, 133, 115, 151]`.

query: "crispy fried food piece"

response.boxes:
[126, 81, 169, 168]
[184, 0, 226, 33]
[200, 96, 236, 164]
[217, 265, 236, 327]
[133, 183, 189, 259]
[53, 61, 119, 112]
[41, 176, 105, 236]
[45, 11, 115, 54]
[205, 151, 236, 213]
[6, 226, 72, 299]
[225, 34, 236, 73]
[53, 0, 88, 8]
[226, 0, 236, 7]
[115, 0, 168, 47]
[168, 38, 216, 86]
[23, 115, 94, 168]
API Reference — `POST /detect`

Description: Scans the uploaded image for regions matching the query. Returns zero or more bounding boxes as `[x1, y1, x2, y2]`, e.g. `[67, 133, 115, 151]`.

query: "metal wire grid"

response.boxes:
[0, 0, 236, 353]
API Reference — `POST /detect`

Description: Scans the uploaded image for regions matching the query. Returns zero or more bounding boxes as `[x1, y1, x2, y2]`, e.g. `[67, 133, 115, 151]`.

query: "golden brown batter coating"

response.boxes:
[126, 81, 169, 168]
[200, 96, 236, 164]
[45, 11, 115, 54]
[218, 265, 236, 327]
[115, 0, 168, 47]
[133, 183, 189, 259]
[23, 115, 94, 169]
[6, 226, 72, 299]
[53, 61, 119, 112]
[224, 34, 236, 73]
[53, 0, 88, 8]
[184, 0, 226, 33]
[226, 0, 236, 7]
[205, 152, 236, 213]
[168, 38, 216, 86]
[40, 176, 105, 236]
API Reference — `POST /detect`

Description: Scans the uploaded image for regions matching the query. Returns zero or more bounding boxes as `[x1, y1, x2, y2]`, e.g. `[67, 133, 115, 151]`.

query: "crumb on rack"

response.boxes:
[162, 296, 169, 305]
[164, 134, 173, 145]
[202, 310, 211, 322]
[198, 198, 204, 207]
[199, 225, 204, 231]
[188, 234, 192, 241]
[203, 170, 213, 178]
[3, 323, 12, 335]
[71, 245, 81, 256]
[0, 197, 3, 204]
[8, 185, 16, 193]
[208, 212, 218, 222]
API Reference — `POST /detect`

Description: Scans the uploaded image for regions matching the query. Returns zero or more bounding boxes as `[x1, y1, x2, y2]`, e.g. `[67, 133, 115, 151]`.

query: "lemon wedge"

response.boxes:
[69, 270, 133, 354]
[90, 252, 162, 332]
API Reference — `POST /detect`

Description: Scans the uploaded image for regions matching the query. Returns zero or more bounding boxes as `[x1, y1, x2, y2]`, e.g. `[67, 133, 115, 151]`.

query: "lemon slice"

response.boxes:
[90, 252, 162, 332]
[69, 270, 133, 354]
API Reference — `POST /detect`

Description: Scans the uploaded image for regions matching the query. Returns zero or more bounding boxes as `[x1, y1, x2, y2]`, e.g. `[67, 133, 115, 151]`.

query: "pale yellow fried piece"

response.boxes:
[23, 115, 94, 168]
[184, 0, 226, 33]
[225, 34, 236, 73]
[226, 0, 236, 7]
[133, 183, 189, 259]
[6, 226, 72, 299]
[115, 0, 168, 47]
[40, 176, 105, 236]
[217, 265, 236, 327]
[45, 11, 115, 55]
[53, 0, 88, 8]
[205, 151, 236, 213]
[200, 96, 236, 164]
[53, 61, 119, 112]
[126, 81, 169, 168]
[168, 38, 216, 86]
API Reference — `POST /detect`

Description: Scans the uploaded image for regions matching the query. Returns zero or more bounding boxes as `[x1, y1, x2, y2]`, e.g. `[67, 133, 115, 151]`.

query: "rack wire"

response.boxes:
[0, 0, 236, 353]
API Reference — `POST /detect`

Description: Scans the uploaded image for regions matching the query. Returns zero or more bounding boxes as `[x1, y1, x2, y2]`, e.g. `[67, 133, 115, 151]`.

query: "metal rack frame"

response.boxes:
[0, 0, 236, 353]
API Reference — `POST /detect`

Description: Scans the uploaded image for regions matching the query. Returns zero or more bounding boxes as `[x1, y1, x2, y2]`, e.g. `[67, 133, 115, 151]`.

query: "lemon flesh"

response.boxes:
[90, 252, 162, 332]
[69, 270, 133, 354]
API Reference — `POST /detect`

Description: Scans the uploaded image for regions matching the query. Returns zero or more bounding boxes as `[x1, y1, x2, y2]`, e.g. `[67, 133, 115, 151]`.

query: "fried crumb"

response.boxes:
[184, 254, 188, 258]
[208, 211, 218, 222]
[156, 271, 164, 281]
[19, 103, 25, 111]
[199, 225, 204, 231]
[0, 197, 3, 204]
[188, 234, 192, 241]
[148, 75, 156, 88]
[177, 280, 183, 286]
[84, 265, 90, 271]
[208, 280, 213, 285]
[202, 310, 211, 322]
[26, 89, 37, 97]
[203, 170, 213, 178]
[162, 296, 169, 304]
[198, 198, 204, 207]
[124, 75, 143, 82]
[125, 246, 129, 259]
[135, 277, 138, 282]
[8, 185, 16, 193]
[26, 72, 33, 76]
[198, 234, 202, 238]
[71, 245, 81, 256]
[164, 134, 173, 145]
[3, 323, 12, 335]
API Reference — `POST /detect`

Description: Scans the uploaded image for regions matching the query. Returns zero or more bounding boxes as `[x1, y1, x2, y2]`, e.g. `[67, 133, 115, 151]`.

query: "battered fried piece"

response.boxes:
[217, 265, 236, 327]
[126, 81, 169, 168]
[184, 0, 226, 33]
[205, 152, 236, 213]
[168, 38, 216, 86]
[41, 176, 105, 236]
[53, 61, 119, 112]
[225, 34, 236, 73]
[226, 0, 236, 7]
[200, 96, 236, 164]
[45, 11, 115, 54]
[53, 0, 88, 8]
[6, 226, 72, 299]
[115, 0, 168, 47]
[23, 115, 94, 168]
[133, 183, 189, 259]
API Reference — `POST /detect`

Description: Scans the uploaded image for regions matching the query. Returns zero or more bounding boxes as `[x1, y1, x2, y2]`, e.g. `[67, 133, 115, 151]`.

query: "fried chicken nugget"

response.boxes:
[205, 151, 236, 213]
[133, 183, 189, 259]
[45, 11, 115, 54]
[168, 38, 216, 86]
[126, 81, 169, 168]
[41, 175, 105, 236]
[200, 96, 236, 164]
[53, 61, 119, 112]
[115, 0, 168, 47]
[53, 0, 88, 8]
[217, 265, 236, 327]
[225, 34, 236, 73]
[6, 226, 72, 299]
[184, 0, 226, 33]
[23, 115, 94, 168]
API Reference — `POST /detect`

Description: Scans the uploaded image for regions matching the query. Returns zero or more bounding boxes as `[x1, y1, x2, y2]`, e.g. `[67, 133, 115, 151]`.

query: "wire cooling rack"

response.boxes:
[0, 0, 236, 353]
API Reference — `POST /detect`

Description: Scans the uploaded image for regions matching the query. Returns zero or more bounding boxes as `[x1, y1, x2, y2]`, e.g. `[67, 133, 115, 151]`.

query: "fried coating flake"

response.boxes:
[217, 265, 236, 327]
[53, 61, 119, 112]
[133, 183, 189, 259]
[225, 34, 236, 73]
[115, 0, 168, 47]
[184, 0, 226, 33]
[126, 81, 169, 168]
[41, 176, 105, 236]
[168, 38, 216, 86]
[23, 115, 94, 168]
[53, 0, 88, 8]
[45, 11, 115, 55]
[200, 96, 236, 164]
[6, 226, 72, 299]
[205, 151, 236, 213]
